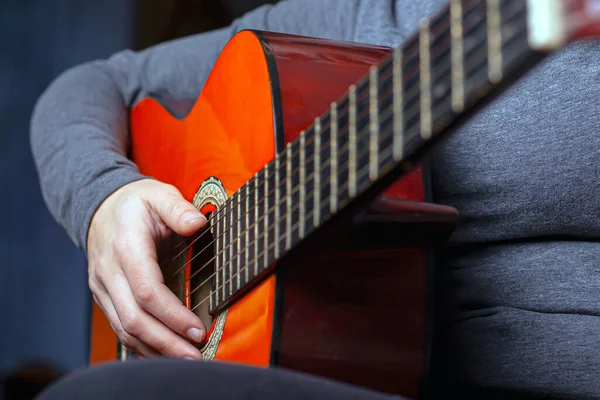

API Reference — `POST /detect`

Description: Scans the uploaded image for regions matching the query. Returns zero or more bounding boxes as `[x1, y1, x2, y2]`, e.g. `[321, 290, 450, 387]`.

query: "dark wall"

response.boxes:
[136, 0, 278, 49]
[0, 0, 137, 373]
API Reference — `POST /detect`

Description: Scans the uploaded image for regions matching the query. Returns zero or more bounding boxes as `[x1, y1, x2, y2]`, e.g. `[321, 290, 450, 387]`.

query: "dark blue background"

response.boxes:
[0, 0, 135, 372]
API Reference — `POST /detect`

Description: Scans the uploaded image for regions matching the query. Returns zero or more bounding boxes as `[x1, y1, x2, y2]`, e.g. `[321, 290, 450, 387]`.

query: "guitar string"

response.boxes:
[165, 17, 464, 274]
[198, 0, 522, 244]
[186, 20, 529, 309]
[183, 98, 411, 298]
[192, 127, 459, 312]
[167, 0, 524, 276]
[184, 69, 449, 295]
[179, 62, 441, 289]
[183, 29, 512, 304]
[189, 147, 413, 313]
[175, 19, 498, 287]
[178, 29, 527, 304]
[185, 125, 415, 302]
[190, 206, 312, 313]
[178, 36, 503, 300]
[161, 0, 492, 263]
[191, 57, 527, 313]
[165, 58, 417, 273]
[164, 48, 422, 267]
[159, 0, 515, 265]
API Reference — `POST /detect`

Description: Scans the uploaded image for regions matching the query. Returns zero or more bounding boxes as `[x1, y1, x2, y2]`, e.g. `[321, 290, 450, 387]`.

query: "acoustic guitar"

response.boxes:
[89, 0, 600, 397]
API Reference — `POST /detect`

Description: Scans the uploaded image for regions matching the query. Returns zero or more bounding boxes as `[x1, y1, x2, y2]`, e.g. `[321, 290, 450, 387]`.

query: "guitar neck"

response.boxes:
[207, 0, 599, 313]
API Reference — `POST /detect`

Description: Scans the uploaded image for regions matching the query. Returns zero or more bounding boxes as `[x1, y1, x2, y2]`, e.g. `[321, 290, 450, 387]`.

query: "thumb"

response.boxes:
[152, 184, 207, 236]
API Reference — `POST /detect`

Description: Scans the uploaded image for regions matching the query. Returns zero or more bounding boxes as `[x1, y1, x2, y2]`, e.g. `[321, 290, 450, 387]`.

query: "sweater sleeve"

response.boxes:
[30, 0, 363, 251]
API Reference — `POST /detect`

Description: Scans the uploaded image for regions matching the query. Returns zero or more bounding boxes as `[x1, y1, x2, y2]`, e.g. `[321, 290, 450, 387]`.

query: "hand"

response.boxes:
[87, 179, 207, 359]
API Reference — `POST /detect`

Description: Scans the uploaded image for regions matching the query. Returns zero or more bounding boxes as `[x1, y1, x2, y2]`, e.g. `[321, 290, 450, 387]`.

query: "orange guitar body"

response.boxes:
[89, 31, 458, 398]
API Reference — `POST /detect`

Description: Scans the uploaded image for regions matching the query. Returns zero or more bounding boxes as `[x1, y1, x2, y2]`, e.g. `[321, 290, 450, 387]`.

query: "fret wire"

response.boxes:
[222, 210, 227, 303]
[172, 7, 496, 272]
[221, 204, 226, 301]
[330, 102, 339, 213]
[274, 155, 281, 258]
[348, 84, 357, 197]
[313, 117, 321, 227]
[299, 130, 306, 239]
[236, 187, 241, 291]
[254, 172, 259, 277]
[392, 46, 404, 161]
[212, 218, 220, 307]
[224, 196, 231, 298]
[222, 203, 227, 301]
[451, 0, 465, 112]
[285, 144, 292, 250]
[369, 66, 379, 181]
[219, 212, 227, 301]
[228, 197, 233, 297]
[420, 18, 433, 140]
[222, 203, 228, 300]
[487, 0, 503, 82]
[215, 209, 224, 303]
[263, 163, 269, 269]
[245, 183, 250, 283]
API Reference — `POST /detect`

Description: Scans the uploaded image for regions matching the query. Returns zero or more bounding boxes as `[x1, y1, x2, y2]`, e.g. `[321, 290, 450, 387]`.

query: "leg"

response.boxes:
[36, 359, 406, 400]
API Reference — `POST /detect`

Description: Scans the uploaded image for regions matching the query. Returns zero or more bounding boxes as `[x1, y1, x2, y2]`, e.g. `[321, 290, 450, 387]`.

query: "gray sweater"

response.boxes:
[30, 0, 600, 397]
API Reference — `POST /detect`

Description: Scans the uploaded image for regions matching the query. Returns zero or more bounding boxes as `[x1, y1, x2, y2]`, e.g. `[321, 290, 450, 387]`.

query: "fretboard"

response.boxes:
[208, 0, 544, 313]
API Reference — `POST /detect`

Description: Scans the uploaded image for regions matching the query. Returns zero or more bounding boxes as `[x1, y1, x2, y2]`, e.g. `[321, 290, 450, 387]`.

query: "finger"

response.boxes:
[118, 234, 207, 344]
[149, 184, 207, 236]
[106, 269, 203, 359]
[93, 291, 160, 358]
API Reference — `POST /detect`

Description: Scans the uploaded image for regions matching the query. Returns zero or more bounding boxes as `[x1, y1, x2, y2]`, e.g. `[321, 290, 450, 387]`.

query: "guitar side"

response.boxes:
[89, 30, 451, 397]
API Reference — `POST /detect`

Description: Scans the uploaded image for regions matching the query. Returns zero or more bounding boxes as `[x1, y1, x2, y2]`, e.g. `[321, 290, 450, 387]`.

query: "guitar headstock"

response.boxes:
[527, 0, 600, 50]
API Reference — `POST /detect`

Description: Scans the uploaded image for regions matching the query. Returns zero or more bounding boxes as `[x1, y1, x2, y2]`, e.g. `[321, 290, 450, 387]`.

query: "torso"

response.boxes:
[390, 2, 600, 394]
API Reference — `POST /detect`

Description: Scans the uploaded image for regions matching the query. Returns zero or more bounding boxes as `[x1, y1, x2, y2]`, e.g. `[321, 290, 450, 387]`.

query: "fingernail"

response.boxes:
[183, 356, 195, 361]
[183, 212, 203, 226]
[187, 327, 203, 342]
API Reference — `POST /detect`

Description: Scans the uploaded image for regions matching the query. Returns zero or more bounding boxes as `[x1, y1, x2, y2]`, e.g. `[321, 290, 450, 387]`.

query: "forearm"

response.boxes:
[30, 61, 145, 251]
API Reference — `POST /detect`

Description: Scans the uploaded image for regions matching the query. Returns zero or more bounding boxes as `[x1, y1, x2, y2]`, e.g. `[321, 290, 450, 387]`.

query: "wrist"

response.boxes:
[83, 174, 150, 255]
